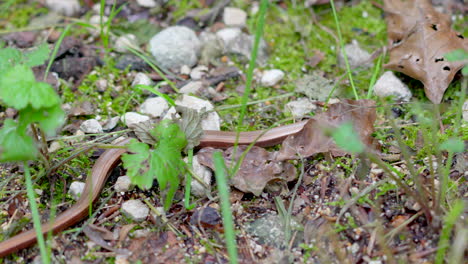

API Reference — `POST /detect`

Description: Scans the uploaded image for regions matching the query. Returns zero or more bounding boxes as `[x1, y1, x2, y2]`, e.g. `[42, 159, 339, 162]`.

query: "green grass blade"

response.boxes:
[44, 24, 72, 81]
[330, 0, 358, 100]
[213, 151, 238, 264]
[234, 0, 269, 146]
[24, 162, 50, 264]
[367, 53, 383, 99]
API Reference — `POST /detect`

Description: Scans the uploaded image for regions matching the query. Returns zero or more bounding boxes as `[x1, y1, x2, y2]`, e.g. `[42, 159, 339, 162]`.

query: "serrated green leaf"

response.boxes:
[151, 119, 187, 150]
[19, 104, 65, 136]
[121, 139, 154, 189]
[122, 120, 188, 210]
[0, 119, 38, 162]
[24, 43, 50, 67]
[0, 64, 35, 109]
[331, 122, 365, 154]
[444, 49, 468, 62]
[0, 65, 60, 110]
[439, 138, 464, 153]
[0, 47, 22, 72]
[152, 146, 182, 210]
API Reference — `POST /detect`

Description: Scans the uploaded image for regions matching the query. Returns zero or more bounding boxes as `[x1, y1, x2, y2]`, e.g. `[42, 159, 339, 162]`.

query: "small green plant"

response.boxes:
[0, 44, 66, 264]
[121, 119, 187, 210]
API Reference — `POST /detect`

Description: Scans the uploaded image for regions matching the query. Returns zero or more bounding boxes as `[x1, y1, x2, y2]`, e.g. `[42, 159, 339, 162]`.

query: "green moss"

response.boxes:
[0, 0, 48, 29]
[61, 59, 142, 118]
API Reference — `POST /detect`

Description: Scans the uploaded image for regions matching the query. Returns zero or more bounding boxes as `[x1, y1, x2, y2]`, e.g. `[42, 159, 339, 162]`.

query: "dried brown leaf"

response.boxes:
[277, 99, 377, 161]
[197, 146, 297, 196]
[383, 0, 468, 103]
[129, 120, 157, 145]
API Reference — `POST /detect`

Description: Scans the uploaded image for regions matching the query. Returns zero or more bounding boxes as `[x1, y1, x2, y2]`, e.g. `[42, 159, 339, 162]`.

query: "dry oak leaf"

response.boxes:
[276, 99, 377, 161]
[383, 0, 468, 103]
[197, 146, 297, 196]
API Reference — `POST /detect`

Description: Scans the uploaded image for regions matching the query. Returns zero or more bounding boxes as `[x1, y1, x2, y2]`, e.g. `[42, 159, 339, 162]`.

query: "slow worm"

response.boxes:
[0, 120, 307, 257]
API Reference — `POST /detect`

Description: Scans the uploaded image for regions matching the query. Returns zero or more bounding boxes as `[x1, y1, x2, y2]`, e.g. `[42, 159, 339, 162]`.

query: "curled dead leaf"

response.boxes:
[277, 99, 377, 161]
[197, 146, 297, 196]
[383, 0, 468, 103]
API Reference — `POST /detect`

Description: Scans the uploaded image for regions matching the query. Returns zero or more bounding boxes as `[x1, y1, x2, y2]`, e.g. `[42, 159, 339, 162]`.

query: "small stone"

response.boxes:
[132, 72, 153, 87]
[463, 100, 468, 122]
[136, 0, 156, 8]
[249, 2, 259, 15]
[180, 81, 204, 94]
[373, 71, 412, 101]
[216, 27, 242, 47]
[80, 119, 103, 134]
[184, 155, 212, 197]
[175, 95, 220, 130]
[132, 229, 151, 238]
[216, 29, 269, 65]
[121, 112, 150, 127]
[350, 242, 360, 254]
[48, 141, 61, 153]
[190, 65, 209, 80]
[190, 207, 221, 227]
[102, 116, 120, 131]
[149, 26, 201, 70]
[140, 97, 169, 118]
[180, 65, 191, 75]
[45, 0, 80, 16]
[114, 34, 138, 53]
[71, 130, 85, 143]
[285, 98, 316, 118]
[223, 7, 247, 27]
[295, 72, 336, 101]
[89, 15, 108, 25]
[121, 200, 149, 222]
[69, 181, 86, 200]
[116, 54, 151, 71]
[114, 176, 134, 193]
[199, 32, 224, 65]
[115, 255, 130, 264]
[338, 40, 372, 69]
[95, 79, 108, 92]
[261, 69, 285, 87]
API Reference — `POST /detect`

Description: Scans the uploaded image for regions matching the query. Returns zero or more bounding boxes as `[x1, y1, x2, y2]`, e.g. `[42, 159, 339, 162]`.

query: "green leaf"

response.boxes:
[0, 65, 60, 110]
[331, 122, 365, 154]
[444, 49, 468, 62]
[439, 138, 464, 153]
[121, 139, 155, 189]
[19, 104, 65, 136]
[24, 43, 50, 67]
[462, 67, 468, 77]
[151, 119, 187, 150]
[151, 120, 187, 210]
[122, 120, 188, 210]
[0, 64, 35, 109]
[0, 119, 38, 162]
[0, 47, 22, 72]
